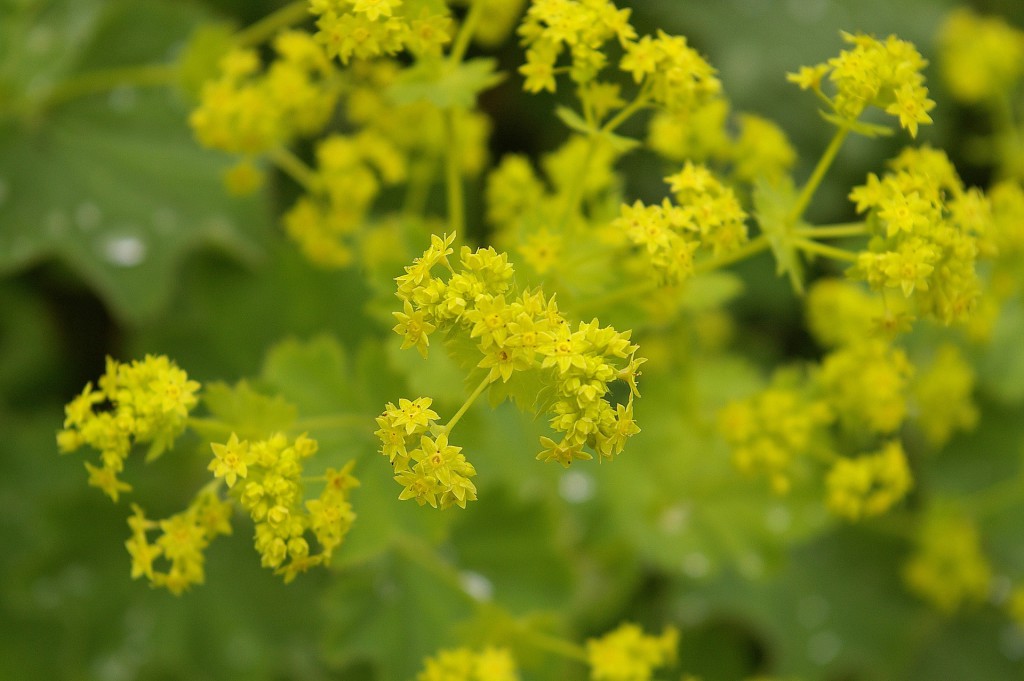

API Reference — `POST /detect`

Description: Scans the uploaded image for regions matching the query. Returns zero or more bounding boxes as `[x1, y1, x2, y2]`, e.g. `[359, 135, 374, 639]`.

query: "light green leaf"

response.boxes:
[387, 57, 504, 109]
[753, 177, 806, 295]
[198, 381, 297, 441]
[322, 546, 475, 680]
[261, 335, 356, 417]
[555, 106, 592, 135]
[449, 488, 575, 613]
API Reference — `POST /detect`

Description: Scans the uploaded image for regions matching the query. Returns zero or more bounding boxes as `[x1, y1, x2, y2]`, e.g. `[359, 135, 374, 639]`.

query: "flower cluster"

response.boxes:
[124, 491, 232, 595]
[912, 344, 978, 448]
[381, 233, 642, 504]
[518, 0, 720, 120]
[311, 0, 454, 64]
[517, 0, 636, 93]
[619, 30, 721, 114]
[903, 514, 993, 614]
[283, 131, 407, 267]
[613, 162, 748, 285]
[375, 398, 478, 509]
[819, 338, 912, 435]
[416, 646, 520, 681]
[804, 278, 890, 348]
[189, 31, 340, 155]
[484, 138, 621, 277]
[848, 146, 988, 325]
[718, 382, 832, 495]
[585, 622, 678, 681]
[210, 432, 358, 582]
[985, 180, 1024, 293]
[824, 441, 912, 521]
[788, 31, 934, 137]
[57, 355, 200, 501]
[938, 8, 1024, 105]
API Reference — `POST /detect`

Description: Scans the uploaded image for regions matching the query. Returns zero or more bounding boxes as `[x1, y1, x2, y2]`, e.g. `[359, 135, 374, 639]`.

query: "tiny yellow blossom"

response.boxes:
[904, 514, 992, 613]
[209, 433, 253, 487]
[586, 622, 678, 681]
[825, 441, 913, 521]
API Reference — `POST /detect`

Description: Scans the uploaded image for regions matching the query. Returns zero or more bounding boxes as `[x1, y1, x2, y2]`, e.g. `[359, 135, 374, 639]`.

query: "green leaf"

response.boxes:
[555, 106, 640, 153]
[387, 57, 504, 110]
[555, 106, 592, 135]
[753, 177, 806, 295]
[198, 381, 297, 441]
[595, 356, 831, 576]
[321, 545, 475, 679]
[449, 488, 575, 613]
[819, 110, 895, 138]
[260, 335, 356, 417]
[0, 0, 272, 323]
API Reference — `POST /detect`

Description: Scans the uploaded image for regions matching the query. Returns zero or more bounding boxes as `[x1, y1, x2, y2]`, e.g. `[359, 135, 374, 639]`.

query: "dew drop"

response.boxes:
[101, 234, 147, 268]
[999, 624, 1024, 660]
[459, 570, 494, 602]
[27, 26, 55, 54]
[659, 502, 691, 535]
[682, 552, 710, 579]
[786, 0, 829, 24]
[733, 0, 771, 17]
[75, 202, 102, 231]
[738, 551, 765, 579]
[797, 594, 830, 629]
[92, 654, 133, 681]
[807, 630, 842, 665]
[45, 210, 69, 236]
[108, 86, 137, 113]
[224, 631, 262, 670]
[765, 504, 792, 534]
[991, 574, 1014, 605]
[152, 208, 178, 235]
[31, 577, 61, 610]
[559, 470, 595, 503]
[206, 215, 237, 237]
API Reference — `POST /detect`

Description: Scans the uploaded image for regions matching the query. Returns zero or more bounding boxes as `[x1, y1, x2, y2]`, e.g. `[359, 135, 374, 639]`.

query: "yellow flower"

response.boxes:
[825, 441, 913, 520]
[209, 433, 253, 488]
[586, 623, 678, 681]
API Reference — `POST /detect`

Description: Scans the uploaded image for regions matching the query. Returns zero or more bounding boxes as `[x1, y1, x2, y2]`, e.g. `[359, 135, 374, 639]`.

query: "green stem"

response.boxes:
[694, 234, 771, 274]
[443, 374, 493, 434]
[794, 222, 868, 239]
[556, 86, 651, 232]
[558, 134, 598, 230]
[793, 237, 858, 263]
[269, 146, 319, 192]
[444, 108, 465, 235]
[600, 86, 651, 134]
[187, 417, 236, 435]
[516, 626, 589, 663]
[393, 536, 480, 604]
[41, 63, 178, 110]
[293, 414, 369, 432]
[788, 122, 851, 222]
[448, 0, 486, 64]
[234, 1, 310, 47]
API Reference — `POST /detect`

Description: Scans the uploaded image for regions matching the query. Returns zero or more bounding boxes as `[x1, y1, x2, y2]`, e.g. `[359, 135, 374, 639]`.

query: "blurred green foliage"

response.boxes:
[2, 1, 1024, 680]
